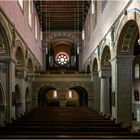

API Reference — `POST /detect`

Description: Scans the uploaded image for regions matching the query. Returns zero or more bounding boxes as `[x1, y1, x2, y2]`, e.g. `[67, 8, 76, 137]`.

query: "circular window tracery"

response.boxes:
[55, 52, 69, 66]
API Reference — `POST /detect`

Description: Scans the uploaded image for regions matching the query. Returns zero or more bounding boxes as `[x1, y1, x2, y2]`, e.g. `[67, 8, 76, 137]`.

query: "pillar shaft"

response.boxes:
[111, 55, 134, 126]
[100, 77, 110, 114]
[92, 72, 100, 111]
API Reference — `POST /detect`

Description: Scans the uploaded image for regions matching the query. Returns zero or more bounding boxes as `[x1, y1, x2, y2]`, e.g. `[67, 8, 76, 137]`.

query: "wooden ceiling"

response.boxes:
[34, 0, 91, 31]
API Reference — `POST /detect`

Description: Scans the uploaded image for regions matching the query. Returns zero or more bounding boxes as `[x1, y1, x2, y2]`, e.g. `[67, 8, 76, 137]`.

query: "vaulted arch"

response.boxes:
[117, 20, 139, 55]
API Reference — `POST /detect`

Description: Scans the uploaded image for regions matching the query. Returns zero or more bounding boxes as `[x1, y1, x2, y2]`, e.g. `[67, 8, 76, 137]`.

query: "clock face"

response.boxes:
[55, 52, 69, 66]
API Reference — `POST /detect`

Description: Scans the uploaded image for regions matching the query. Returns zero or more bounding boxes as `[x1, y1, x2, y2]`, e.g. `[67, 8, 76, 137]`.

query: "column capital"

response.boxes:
[92, 71, 99, 76]
[99, 67, 111, 78]
[0, 56, 16, 64]
[110, 55, 135, 63]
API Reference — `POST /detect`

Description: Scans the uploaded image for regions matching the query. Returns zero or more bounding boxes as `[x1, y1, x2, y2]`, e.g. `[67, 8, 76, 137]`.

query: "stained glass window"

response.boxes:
[55, 52, 69, 66]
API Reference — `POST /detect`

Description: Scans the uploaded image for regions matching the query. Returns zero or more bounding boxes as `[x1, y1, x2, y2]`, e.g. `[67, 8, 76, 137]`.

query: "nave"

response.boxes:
[0, 107, 140, 139]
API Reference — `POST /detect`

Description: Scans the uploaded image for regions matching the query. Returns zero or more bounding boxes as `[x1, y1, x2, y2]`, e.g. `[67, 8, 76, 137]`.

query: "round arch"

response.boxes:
[47, 32, 79, 45]
[38, 86, 59, 107]
[112, 12, 140, 125]
[69, 86, 88, 106]
[116, 20, 139, 55]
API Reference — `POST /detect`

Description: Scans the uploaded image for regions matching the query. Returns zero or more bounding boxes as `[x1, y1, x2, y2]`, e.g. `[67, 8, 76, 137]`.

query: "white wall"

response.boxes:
[82, 0, 130, 65]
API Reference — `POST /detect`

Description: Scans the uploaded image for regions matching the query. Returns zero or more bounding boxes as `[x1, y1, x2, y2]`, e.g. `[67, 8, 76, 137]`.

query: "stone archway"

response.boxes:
[69, 86, 88, 107]
[38, 86, 59, 107]
[113, 19, 139, 126]
[100, 45, 111, 115]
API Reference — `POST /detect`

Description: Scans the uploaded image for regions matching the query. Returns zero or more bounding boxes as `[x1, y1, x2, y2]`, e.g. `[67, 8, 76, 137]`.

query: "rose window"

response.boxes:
[55, 52, 69, 66]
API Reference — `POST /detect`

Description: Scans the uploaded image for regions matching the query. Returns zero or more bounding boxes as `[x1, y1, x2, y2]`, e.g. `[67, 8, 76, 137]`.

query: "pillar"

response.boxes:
[59, 87, 66, 107]
[99, 67, 111, 115]
[7, 57, 16, 123]
[111, 55, 134, 126]
[92, 71, 100, 111]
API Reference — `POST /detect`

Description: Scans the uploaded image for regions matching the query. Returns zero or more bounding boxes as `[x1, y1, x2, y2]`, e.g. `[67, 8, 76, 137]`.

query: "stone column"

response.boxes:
[92, 72, 100, 112]
[7, 57, 16, 123]
[111, 55, 134, 126]
[99, 67, 111, 115]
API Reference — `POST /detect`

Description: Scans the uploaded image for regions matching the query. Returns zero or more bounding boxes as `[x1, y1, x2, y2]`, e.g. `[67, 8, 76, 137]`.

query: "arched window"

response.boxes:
[28, 0, 32, 28]
[17, 0, 23, 10]
[135, 64, 139, 79]
[35, 15, 38, 40]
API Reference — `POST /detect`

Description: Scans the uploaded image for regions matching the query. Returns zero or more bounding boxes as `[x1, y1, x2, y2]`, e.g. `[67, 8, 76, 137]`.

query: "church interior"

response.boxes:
[1, 0, 140, 139]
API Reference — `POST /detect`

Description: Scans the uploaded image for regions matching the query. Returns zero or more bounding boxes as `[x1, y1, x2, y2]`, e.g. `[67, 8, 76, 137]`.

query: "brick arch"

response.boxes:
[117, 20, 139, 55]
[115, 10, 140, 56]
[101, 45, 111, 68]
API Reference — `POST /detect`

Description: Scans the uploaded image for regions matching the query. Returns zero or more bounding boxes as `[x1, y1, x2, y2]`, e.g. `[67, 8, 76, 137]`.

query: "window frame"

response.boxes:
[27, 0, 32, 29]
[34, 15, 38, 40]
[17, 0, 24, 12]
